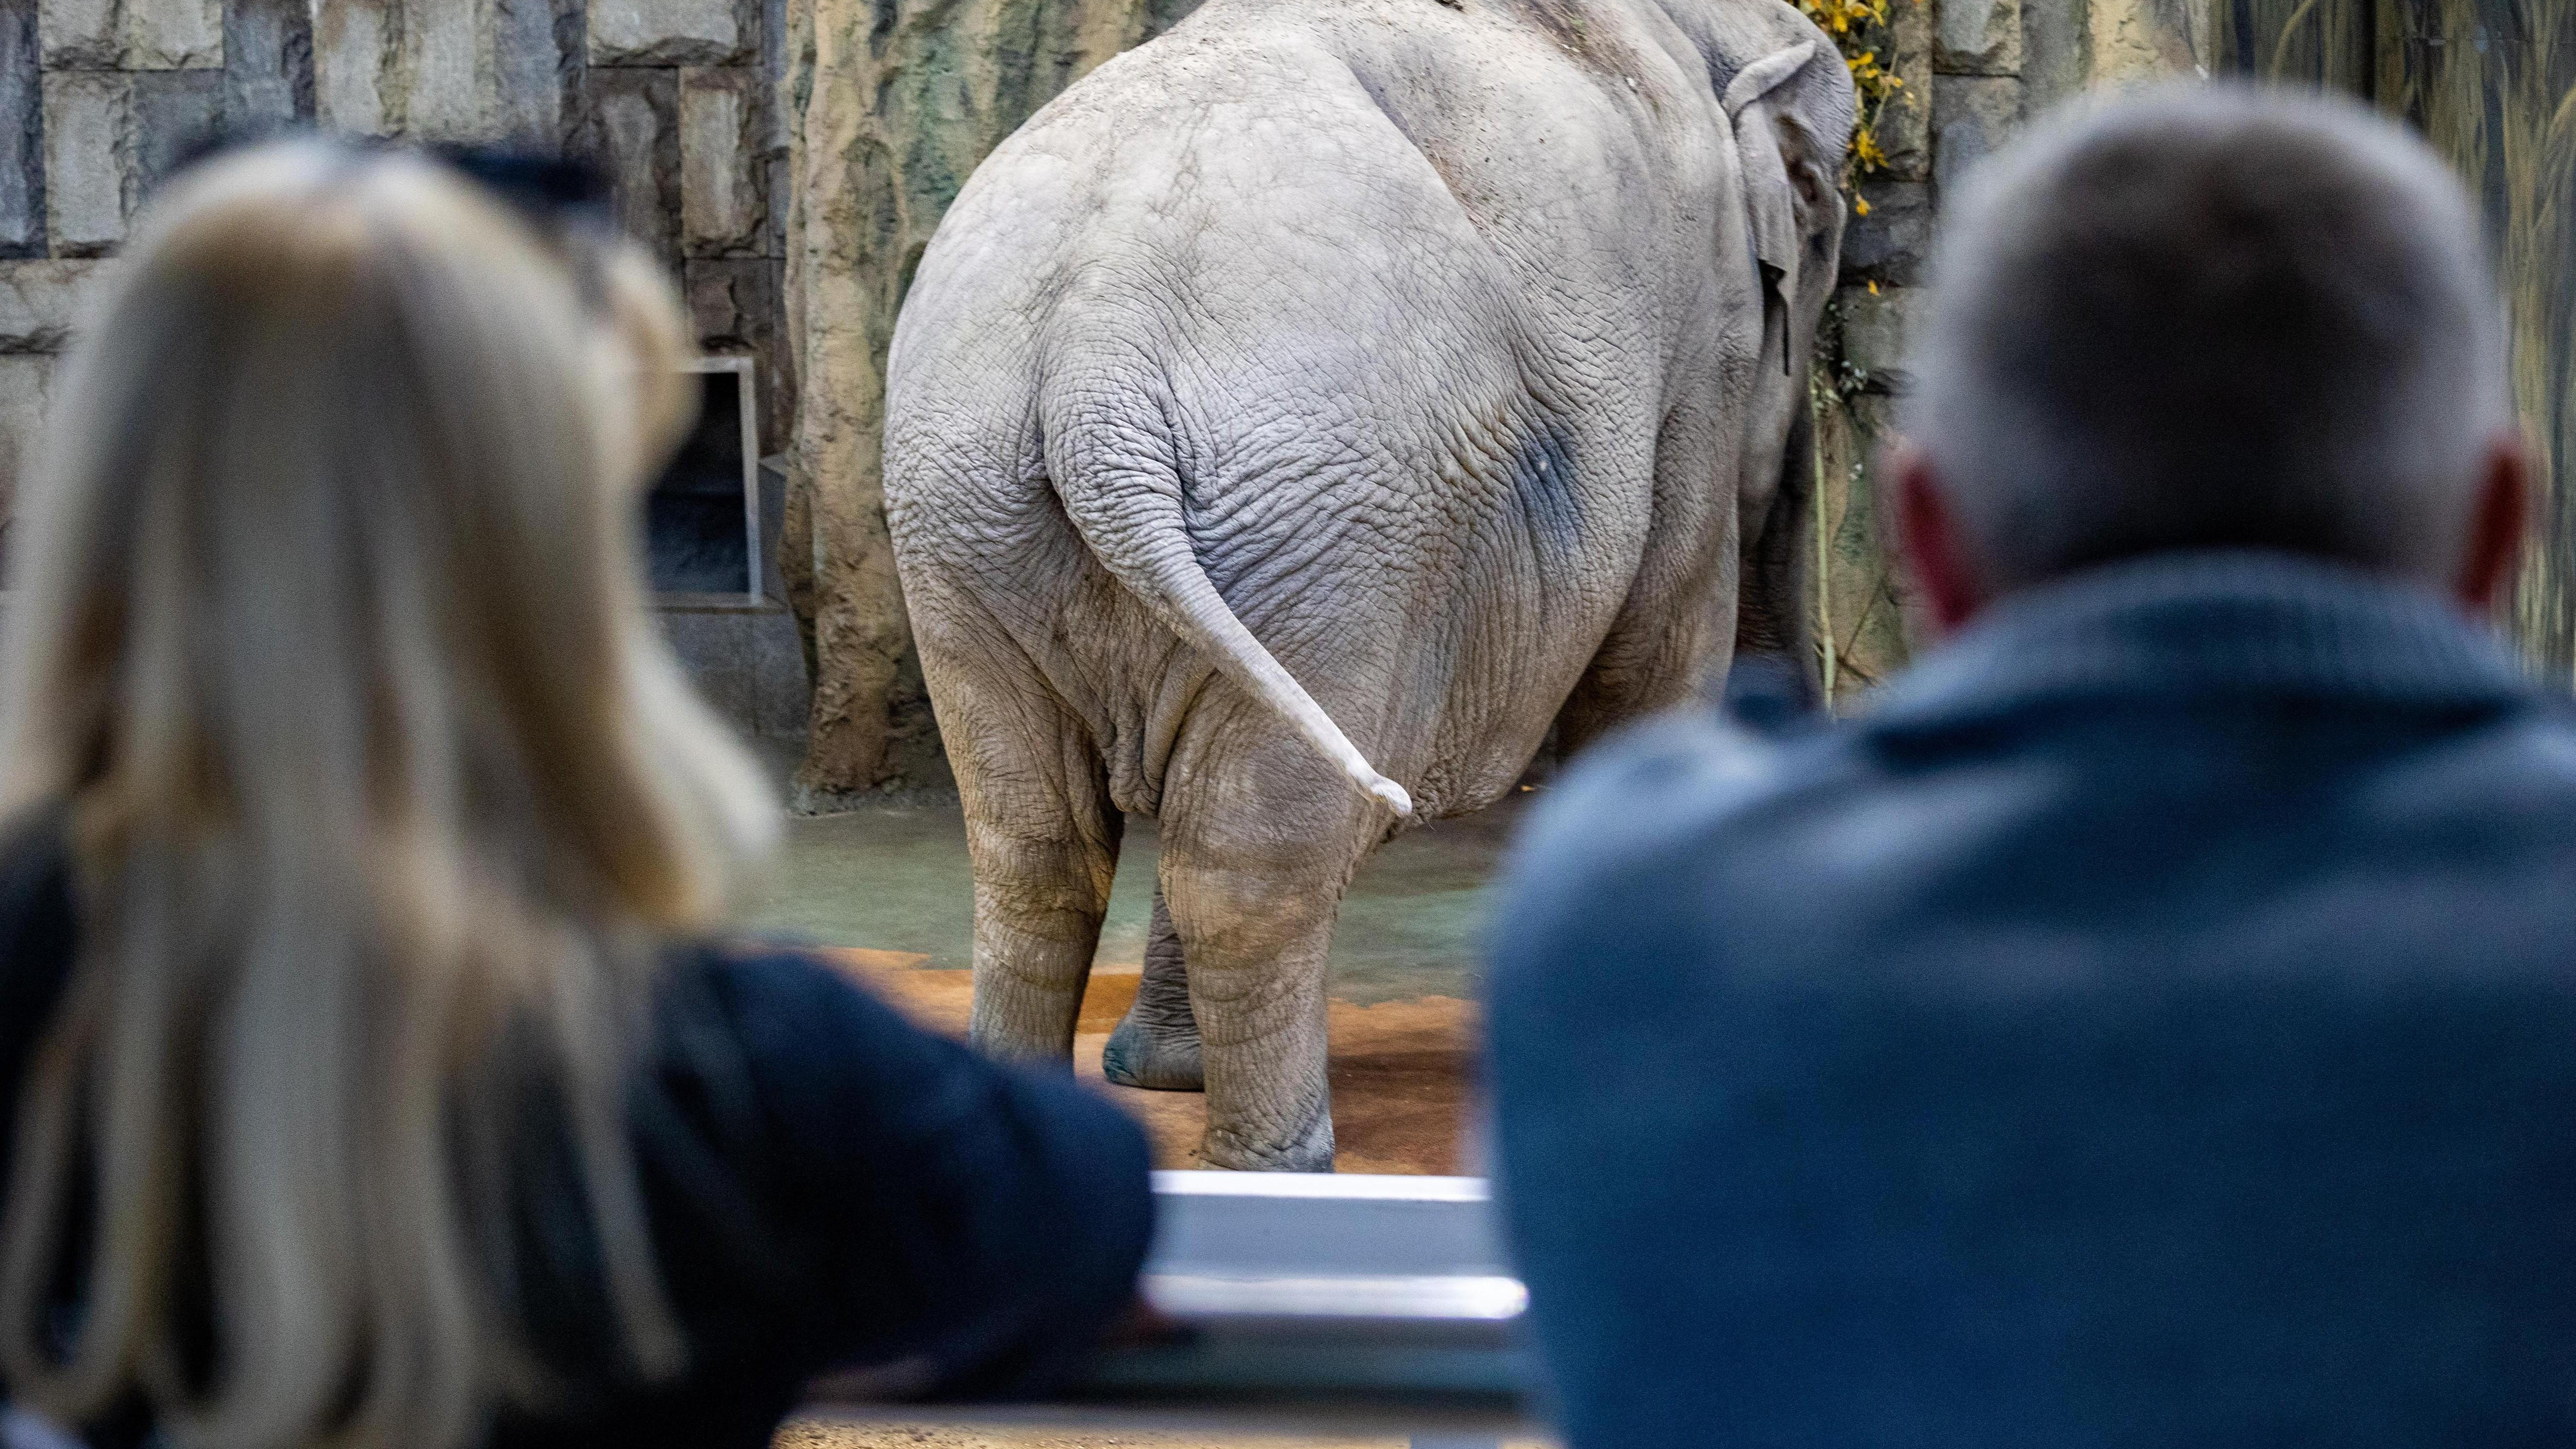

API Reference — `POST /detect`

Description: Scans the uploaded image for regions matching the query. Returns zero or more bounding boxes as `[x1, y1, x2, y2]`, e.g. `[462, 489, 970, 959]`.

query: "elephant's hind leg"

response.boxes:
[1163, 845, 1350, 1171]
[965, 810, 1120, 1065]
[1158, 720, 1379, 1171]
[944, 680, 1123, 1068]
[1103, 887, 1204, 1091]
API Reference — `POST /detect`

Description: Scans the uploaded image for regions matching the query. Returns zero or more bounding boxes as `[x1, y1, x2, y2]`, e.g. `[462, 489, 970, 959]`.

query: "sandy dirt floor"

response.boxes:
[740, 791, 1523, 1176]
[827, 953, 1480, 1177]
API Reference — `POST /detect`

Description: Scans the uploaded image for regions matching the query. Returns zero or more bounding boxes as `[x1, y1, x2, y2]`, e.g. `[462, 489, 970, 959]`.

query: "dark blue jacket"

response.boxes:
[0, 819, 1153, 1449]
[1488, 551, 2576, 1449]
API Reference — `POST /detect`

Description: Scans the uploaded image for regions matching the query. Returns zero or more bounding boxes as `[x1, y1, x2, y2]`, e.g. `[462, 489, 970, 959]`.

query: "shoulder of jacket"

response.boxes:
[1523, 706, 1842, 863]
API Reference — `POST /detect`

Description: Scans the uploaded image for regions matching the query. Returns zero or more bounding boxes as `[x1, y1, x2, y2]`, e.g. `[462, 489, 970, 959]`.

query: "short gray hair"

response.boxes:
[1905, 85, 2514, 588]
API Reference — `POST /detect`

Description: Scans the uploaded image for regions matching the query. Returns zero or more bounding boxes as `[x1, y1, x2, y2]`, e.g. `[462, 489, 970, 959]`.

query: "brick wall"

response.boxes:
[0, 0, 794, 547]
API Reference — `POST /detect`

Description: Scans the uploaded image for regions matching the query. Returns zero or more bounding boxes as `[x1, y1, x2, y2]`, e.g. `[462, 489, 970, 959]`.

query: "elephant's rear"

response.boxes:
[881, 273, 1073, 725]
[894, 1, 1754, 820]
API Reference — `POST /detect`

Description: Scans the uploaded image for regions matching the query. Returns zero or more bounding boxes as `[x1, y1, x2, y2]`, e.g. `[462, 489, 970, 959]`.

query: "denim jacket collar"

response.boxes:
[1861, 549, 2537, 736]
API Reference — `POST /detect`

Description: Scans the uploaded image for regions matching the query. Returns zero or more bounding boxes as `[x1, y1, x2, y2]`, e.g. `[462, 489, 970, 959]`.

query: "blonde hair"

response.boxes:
[0, 140, 777, 1449]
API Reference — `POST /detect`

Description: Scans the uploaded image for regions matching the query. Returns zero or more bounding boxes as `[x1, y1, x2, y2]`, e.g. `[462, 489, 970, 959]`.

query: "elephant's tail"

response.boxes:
[1047, 405, 1414, 819]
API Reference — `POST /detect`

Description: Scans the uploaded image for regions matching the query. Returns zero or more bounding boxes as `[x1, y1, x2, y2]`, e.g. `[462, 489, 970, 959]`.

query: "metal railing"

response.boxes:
[803, 1172, 1538, 1449]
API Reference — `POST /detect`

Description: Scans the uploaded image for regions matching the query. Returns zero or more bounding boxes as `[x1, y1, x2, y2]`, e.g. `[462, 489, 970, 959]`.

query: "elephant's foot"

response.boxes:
[1107, 887, 1202, 1089]
[1200, 1111, 1335, 1173]
[968, 1020, 1082, 1074]
[1101, 1008, 1205, 1091]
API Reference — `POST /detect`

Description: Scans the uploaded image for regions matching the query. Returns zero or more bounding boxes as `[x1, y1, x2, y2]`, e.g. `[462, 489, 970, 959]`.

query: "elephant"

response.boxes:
[883, 0, 1856, 1169]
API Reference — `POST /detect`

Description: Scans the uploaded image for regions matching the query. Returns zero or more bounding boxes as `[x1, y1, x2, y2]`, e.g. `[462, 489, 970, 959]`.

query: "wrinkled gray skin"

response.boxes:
[884, 0, 1854, 1169]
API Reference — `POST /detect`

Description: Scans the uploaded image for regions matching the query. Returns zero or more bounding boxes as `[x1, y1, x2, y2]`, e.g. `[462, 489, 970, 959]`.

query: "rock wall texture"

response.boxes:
[0, 0, 798, 583]
[777, 0, 1200, 802]
[1818, 0, 2202, 696]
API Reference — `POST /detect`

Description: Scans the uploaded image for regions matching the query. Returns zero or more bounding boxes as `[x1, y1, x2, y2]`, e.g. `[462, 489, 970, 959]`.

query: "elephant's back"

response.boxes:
[905, 0, 1741, 368]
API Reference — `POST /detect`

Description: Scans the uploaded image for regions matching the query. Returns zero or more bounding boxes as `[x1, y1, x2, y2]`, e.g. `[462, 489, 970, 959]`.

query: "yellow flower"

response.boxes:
[1806, 0, 1917, 205]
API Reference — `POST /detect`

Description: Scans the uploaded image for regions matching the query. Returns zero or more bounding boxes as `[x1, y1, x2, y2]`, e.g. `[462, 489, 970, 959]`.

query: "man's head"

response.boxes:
[1894, 85, 2526, 631]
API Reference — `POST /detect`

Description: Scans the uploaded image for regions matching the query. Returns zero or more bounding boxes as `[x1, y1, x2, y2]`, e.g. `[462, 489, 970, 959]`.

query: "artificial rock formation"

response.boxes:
[1818, 0, 2203, 697]
[779, 0, 1199, 800]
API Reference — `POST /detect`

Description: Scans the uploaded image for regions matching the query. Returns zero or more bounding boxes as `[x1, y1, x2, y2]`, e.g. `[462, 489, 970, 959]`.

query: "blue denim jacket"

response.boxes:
[1489, 550, 2576, 1448]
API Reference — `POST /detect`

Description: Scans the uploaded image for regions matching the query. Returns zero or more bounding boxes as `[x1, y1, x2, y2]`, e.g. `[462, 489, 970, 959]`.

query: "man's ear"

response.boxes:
[2456, 433, 2531, 615]
[1889, 442, 1987, 636]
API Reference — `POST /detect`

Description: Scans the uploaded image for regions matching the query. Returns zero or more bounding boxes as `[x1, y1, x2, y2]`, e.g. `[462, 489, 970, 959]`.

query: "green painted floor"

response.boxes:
[736, 793, 1530, 1006]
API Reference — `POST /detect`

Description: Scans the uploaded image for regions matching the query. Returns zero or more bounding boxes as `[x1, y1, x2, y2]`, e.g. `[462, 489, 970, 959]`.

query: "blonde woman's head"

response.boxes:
[0, 138, 776, 1449]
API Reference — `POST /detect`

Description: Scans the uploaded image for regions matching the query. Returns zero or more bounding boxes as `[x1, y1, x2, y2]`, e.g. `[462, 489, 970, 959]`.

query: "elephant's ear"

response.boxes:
[1725, 40, 1840, 321]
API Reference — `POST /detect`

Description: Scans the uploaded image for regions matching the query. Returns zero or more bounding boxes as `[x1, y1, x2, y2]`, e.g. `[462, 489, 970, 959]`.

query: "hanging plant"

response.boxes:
[1792, 0, 1923, 696]
[1796, 0, 1914, 213]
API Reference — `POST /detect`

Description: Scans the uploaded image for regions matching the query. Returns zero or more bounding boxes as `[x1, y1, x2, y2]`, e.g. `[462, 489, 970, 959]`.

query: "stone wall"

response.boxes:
[1816, 0, 2204, 694]
[0, 0, 797, 574]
